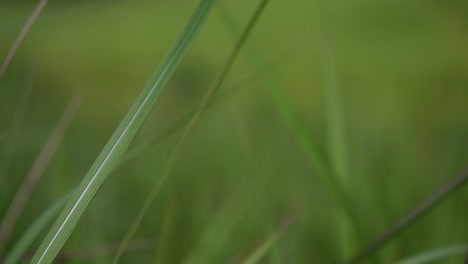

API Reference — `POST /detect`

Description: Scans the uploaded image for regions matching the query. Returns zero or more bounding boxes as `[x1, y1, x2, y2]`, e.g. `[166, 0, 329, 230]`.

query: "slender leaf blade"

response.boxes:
[29, 1, 214, 263]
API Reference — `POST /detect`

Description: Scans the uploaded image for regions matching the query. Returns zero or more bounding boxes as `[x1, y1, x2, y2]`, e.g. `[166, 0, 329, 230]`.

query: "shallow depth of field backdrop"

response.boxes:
[1, 0, 467, 263]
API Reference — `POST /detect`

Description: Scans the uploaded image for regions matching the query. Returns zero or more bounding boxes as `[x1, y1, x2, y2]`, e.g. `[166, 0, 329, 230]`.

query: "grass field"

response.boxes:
[1, 0, 467, 263]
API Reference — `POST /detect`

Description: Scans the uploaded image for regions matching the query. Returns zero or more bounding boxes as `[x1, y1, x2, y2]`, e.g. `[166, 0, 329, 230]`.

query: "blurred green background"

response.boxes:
[1, 0, 467, 263]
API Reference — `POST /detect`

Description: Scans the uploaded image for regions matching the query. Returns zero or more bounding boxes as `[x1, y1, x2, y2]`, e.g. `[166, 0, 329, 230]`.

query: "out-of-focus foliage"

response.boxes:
[0, 0, 467, 263]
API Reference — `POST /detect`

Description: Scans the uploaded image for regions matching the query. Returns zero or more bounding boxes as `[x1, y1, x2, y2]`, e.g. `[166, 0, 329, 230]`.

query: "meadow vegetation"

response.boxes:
[0, 0, 467, 263]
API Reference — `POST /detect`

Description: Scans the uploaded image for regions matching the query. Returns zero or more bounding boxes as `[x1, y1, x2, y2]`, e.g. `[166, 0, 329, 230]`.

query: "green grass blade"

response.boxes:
[396, 244, 468, 264]
[3, 192, 72, 264]
[28, 1, 214, 263]
[111, 1, 271, 262]
[318, 2, 354, 258]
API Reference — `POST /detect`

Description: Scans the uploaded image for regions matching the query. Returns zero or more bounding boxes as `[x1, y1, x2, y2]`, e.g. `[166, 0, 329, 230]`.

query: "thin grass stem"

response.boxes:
[347, 167, 468, 263]
[317, 0, 356, 258]
[0, 0, 49, 80]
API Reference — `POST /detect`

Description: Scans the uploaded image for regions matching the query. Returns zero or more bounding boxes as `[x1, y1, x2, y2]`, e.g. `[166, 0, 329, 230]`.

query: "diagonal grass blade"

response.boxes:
[28, 1, 214, 263]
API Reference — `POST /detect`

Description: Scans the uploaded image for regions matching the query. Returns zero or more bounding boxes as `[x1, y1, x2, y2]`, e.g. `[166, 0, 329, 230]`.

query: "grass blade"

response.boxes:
[396, 244, 468, 264]
[28, 1, 214, 263]
[347, 167, 468, 263]
[318, 1, 355, 258]
[0, 0, 49, 80]
[111, 1, 271, 262]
